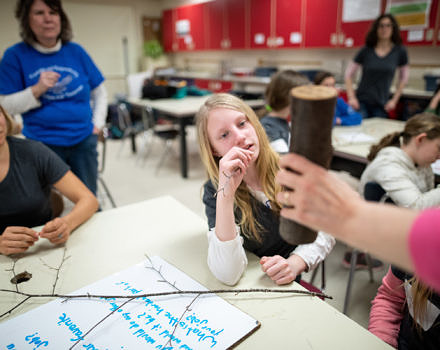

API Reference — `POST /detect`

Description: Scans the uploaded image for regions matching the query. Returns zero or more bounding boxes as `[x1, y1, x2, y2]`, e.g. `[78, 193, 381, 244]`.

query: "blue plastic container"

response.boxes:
[424, 75, 440, 91]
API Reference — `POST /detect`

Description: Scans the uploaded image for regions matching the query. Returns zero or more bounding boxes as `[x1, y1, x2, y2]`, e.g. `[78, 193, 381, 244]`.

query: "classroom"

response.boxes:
[1, 0, 440, 349]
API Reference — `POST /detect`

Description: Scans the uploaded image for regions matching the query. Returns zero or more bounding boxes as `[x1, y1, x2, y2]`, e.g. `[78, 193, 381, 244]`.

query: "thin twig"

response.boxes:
[0, 287, 332, 300]
[214, 170, 237, 198]
[145, 255, 181, 291]
[165, 293, 201, 348]
[40, 247, 70, 294]
[69, 296, 137, 350]
[0, 296, 31, 318]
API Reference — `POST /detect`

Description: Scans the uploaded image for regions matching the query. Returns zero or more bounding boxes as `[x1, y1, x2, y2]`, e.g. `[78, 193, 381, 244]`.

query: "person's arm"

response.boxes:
[0, 88, 41, 116]
[335, 98, 362, 126]
[39, 171, 98, 244]
[344, 61, 361, 110]
[426, 89, 440, 115]
[385, 65, 409, 112]
[91, 83, 108, 131]
[368, 267, 406, 348]
[275, 153, 418, 273]
[203, 180, 248, 286]
[291, 231, 336, 272]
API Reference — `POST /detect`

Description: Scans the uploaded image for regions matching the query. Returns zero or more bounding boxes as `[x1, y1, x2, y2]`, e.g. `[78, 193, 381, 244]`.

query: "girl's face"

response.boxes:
[415, 136, 440, 166]
[207, 107, 259, 161]
[320, 76, 336, 90]
[29, 0, 61, 47]
[377, 17, 393, 41]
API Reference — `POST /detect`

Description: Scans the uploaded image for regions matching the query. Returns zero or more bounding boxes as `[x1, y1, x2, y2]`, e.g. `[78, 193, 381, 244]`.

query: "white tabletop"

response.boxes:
[128, 96, 265, 118]
[333, 118, 405, 159]
[0, 196, 391, 349]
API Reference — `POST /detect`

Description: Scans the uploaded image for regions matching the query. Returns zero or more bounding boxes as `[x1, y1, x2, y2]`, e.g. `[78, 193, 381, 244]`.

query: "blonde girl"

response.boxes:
[196, 93, 334, 286]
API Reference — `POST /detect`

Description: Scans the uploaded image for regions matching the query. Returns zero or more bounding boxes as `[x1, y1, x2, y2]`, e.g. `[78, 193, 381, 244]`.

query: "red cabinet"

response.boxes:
[225, 0, 247, 49]
[275, 0, 303, 48]
[249, 0, 272, 48]
[194, 79, 232, 93]
[162, 9, 176, 52]
[176, 4, 206, 51]
[204, 0, 224, 50]
[304, 0, 339, 48]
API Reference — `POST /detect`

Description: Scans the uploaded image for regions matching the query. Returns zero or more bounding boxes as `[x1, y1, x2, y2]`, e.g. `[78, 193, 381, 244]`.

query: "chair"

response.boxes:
[137, 105, 179, 173]
[343, 182, 391, 314]
[309, 261, 326, 291]
[97, 128, 117, 209]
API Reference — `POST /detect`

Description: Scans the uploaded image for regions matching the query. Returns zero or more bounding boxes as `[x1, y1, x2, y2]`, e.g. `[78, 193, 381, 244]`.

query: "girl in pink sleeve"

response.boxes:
[369, 265, 440, 349]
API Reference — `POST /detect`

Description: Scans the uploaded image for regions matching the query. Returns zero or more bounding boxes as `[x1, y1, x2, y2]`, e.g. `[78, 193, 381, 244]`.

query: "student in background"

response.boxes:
[345, 14, 409, 119]
[196, 93, 334, 286]
[359, 113, 440, 208]
[0, 0, 107, 195]
[259, 70, 309, 153]
[0, 105, 98, 256]
[314, 71, 362, 126]
[425, 84, 440, 116]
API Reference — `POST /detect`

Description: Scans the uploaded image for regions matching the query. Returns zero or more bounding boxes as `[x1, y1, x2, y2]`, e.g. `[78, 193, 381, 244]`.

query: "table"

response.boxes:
[331, 118, 405, 178]
[129, 96, 265, 178]
[0, 197, 391, 349]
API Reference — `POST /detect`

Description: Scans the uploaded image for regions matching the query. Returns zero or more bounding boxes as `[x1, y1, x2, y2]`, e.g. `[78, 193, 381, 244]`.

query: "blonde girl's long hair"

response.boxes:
[408, 277, 433, 333]
[196, 93, 282, 242]
[368, 113, 440, 161]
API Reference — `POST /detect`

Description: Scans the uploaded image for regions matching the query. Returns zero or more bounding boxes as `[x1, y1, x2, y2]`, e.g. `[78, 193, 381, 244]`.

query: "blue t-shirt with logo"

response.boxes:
[0, 42, 104, 146]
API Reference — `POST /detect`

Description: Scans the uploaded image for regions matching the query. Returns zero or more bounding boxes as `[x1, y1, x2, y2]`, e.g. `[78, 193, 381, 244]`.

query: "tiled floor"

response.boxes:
[98, 128, 387, 329]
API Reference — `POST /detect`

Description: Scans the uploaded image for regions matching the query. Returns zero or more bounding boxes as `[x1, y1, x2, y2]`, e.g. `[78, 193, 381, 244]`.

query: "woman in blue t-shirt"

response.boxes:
[0, 105, 98, 255]
[344, 14, 409, 119]
[0, 0, 107, 194]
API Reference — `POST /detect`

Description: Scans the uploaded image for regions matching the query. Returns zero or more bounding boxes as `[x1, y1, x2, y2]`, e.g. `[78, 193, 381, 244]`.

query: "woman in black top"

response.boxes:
[345, 14, 409, 118]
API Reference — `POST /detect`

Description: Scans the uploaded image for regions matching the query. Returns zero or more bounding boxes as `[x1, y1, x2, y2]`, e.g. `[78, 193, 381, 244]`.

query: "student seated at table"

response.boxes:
[359, 113, 440, 209]
[313, 71, 362, 126]
[196, 93, 335, 286]
[259, 70, 309, 153]
[0, 105, 99, 255]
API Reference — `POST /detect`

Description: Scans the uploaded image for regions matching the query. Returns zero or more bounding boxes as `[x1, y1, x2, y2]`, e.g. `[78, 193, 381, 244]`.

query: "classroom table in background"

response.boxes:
[128, 96, 265, 178]
[331, 118, 405, 178]
[0, 196, 392, 349]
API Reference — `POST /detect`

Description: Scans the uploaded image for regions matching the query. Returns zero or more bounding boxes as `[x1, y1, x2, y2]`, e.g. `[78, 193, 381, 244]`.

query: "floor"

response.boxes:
[97, 127, 388, 329]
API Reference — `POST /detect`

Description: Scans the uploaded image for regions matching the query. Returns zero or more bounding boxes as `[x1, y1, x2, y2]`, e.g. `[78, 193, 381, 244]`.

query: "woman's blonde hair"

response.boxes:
[368, 113, 440, 161]
[0, 105, 15, 136]
[196, 93, 282, 241]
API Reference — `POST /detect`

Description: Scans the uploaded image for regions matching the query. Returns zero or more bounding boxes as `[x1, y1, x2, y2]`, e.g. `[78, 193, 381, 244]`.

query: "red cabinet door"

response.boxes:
[304, 0, 339, 48]
[162, 9, 176, 52]
[399, 0, 438, 46]
[275, 0, 303, 48]
[249, 0, 272, 48]
[225, 0, 247, 49]
[339, 21, 374, 48]
[176, 4, 206, 51]
[204, 0, 224, 50]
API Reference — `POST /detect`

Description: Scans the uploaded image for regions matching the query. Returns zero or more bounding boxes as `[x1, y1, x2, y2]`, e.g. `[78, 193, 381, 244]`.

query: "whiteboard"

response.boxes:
[0, 256, 260, 349]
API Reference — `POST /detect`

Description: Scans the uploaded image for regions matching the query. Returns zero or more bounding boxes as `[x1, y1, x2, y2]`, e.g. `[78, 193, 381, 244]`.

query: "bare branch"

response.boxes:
[0, 296, 32, 318]
[39, 247, 70, 294]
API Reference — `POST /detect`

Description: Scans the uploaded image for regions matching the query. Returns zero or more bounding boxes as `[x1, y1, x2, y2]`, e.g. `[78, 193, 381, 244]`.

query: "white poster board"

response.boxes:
[0, 256, 259, 349]
[343, 0, 381, 22]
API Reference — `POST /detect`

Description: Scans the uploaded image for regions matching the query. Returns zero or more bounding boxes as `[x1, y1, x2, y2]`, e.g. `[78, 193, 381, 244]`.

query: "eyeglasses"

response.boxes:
[378, 23, 392, 28]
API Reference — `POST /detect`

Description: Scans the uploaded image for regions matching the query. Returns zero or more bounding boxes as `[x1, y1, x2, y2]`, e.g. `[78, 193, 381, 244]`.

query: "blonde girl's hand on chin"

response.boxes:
[218, 146, 254, 198]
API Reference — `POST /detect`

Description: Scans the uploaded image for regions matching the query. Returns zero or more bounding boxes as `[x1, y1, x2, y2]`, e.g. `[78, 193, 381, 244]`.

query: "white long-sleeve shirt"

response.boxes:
[207, 190, 335, 286]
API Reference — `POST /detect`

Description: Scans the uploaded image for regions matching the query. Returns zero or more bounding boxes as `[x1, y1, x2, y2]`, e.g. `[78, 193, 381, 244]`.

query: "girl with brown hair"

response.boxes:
[361, 113, 440, 348]
[196, 93, 334, 286]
